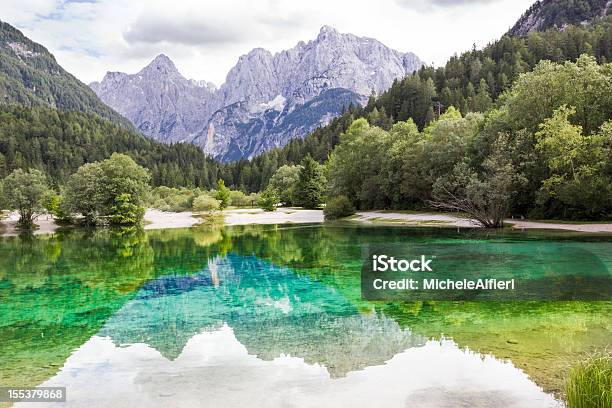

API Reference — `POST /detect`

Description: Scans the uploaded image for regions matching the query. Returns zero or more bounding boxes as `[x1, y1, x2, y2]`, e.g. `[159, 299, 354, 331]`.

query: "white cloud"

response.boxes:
[1, 0, 536, 86]
[397, 0, 504, 10]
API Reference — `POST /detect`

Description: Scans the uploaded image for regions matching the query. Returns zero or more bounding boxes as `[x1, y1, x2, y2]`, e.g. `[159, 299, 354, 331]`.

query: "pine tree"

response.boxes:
[294, 156, 326, 209]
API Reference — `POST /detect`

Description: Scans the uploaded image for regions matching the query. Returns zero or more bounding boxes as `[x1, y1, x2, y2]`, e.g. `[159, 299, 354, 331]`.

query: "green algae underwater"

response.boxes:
[0, 224, 610, 403]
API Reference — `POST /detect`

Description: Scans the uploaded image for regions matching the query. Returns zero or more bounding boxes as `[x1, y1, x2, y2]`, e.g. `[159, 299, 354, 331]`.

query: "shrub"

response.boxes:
[110, 193, 145, 226]
[214, 179, 231, 209]
[149, 187, 197, 212]
[230, 190, 251, 207]
[192, 195, 221, 212]
[324, 195, 356, 220]
[248, 192, 260, 205]
[258, 187, 279, 212]
[152, 198, 171, 212]
[565, 353, 611, 408]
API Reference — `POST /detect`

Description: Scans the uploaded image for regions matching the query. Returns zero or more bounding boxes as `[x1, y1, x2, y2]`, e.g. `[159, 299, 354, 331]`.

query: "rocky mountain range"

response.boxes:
[90, 26, 423, 161]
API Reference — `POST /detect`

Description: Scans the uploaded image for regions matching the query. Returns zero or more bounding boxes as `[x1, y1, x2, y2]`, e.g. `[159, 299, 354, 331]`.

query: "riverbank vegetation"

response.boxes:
[565, 352, 611, 408]
[323, 56, 611, 224]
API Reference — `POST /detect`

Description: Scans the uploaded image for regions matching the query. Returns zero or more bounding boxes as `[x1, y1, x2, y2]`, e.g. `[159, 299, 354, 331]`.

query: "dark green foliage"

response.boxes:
[323, 195, 356, 220]
[327, 57, 612, 222]
[509, 0, 611, 36]
[376, 19, 612, 131]
[430, 137, 520, 228]
[0, 20, 131, 127]
[535, 106, 612, 219]
[294, 156, 326, 209]
[476, 55, 612, 219]
[0, 105, 222, 188]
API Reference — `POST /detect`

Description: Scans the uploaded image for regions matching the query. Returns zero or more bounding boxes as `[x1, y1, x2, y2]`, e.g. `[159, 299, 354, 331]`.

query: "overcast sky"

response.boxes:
[2, 0, 536, 86]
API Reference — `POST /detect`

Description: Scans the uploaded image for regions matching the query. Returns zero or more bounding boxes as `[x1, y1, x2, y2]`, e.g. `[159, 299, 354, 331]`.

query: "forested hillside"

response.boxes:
[220, 17, 612, 192]
[0, 21, 132, 128]
[0, 106, 223, 188]
[509, 0, 611, 36]
[327, 56, 612, 220]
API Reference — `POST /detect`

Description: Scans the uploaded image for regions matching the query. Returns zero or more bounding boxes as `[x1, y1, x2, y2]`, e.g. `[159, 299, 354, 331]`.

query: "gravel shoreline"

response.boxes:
[1, 209, 611, 236]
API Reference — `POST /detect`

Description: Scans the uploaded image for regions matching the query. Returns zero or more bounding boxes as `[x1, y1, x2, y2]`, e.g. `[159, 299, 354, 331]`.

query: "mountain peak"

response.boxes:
[319, 25, 338, 34]
[142, 53, 179, 74]
[318, 25, 340, 39]
[91, 26, 423, 159]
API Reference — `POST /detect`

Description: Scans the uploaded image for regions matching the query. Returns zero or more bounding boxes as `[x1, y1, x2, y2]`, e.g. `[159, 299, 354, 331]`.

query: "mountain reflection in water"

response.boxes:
[1, 224, 609, 407]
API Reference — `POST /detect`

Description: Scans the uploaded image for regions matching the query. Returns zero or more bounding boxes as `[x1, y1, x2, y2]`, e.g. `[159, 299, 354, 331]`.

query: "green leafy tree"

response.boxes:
[430, 137, 521, 228]
[110, 193, 145, 226]
[43, 191, 61, 218]
[0, 168, 49, 229]
[258, 187, 279, 212]
[268, 165, 302, 206]
[62, 162, 106, 225]
[101, 153, 150, 210]
[327, 119, 390, 209]
[214, 179, 231, 210]
[63, 154, 149, 225]
[535, 107, 612, 218]
[294, 155, 326, 209]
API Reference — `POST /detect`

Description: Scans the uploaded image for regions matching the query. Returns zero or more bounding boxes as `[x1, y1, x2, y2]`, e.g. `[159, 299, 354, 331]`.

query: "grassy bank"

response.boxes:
[565, 353, 611, 408]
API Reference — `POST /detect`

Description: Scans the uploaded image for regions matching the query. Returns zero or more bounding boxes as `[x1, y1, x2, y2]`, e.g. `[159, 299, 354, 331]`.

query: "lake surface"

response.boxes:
[1, 224, 610, 407]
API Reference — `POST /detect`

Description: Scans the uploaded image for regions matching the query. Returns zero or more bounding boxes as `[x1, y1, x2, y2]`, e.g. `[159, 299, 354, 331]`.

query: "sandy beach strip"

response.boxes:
[2, 208, 612, 236]
[223, 208, 324, 225]
[0, 212, 59, 236]
[354, 211, 479, 228]
[506, 219, 612, 233]
[144, 209, 202, 230]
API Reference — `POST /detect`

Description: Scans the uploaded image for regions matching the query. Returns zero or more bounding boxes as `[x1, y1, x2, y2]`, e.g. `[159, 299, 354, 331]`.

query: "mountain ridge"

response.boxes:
[90, 26, 423, 160]
[0, 20, 132, 129]
[508, 0, 611, 36]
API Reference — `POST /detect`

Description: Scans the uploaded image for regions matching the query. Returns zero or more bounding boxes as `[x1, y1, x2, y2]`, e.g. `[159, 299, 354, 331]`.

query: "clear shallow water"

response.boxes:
[0, 224, 610, 407]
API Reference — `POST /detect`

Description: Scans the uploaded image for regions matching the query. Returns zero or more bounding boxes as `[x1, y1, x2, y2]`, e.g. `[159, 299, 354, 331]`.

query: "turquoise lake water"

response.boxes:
[0, 224, 610, 407]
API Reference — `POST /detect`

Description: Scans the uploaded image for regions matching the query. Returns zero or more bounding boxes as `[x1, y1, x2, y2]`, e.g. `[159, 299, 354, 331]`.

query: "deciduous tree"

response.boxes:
[0, 168, 49, 229]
